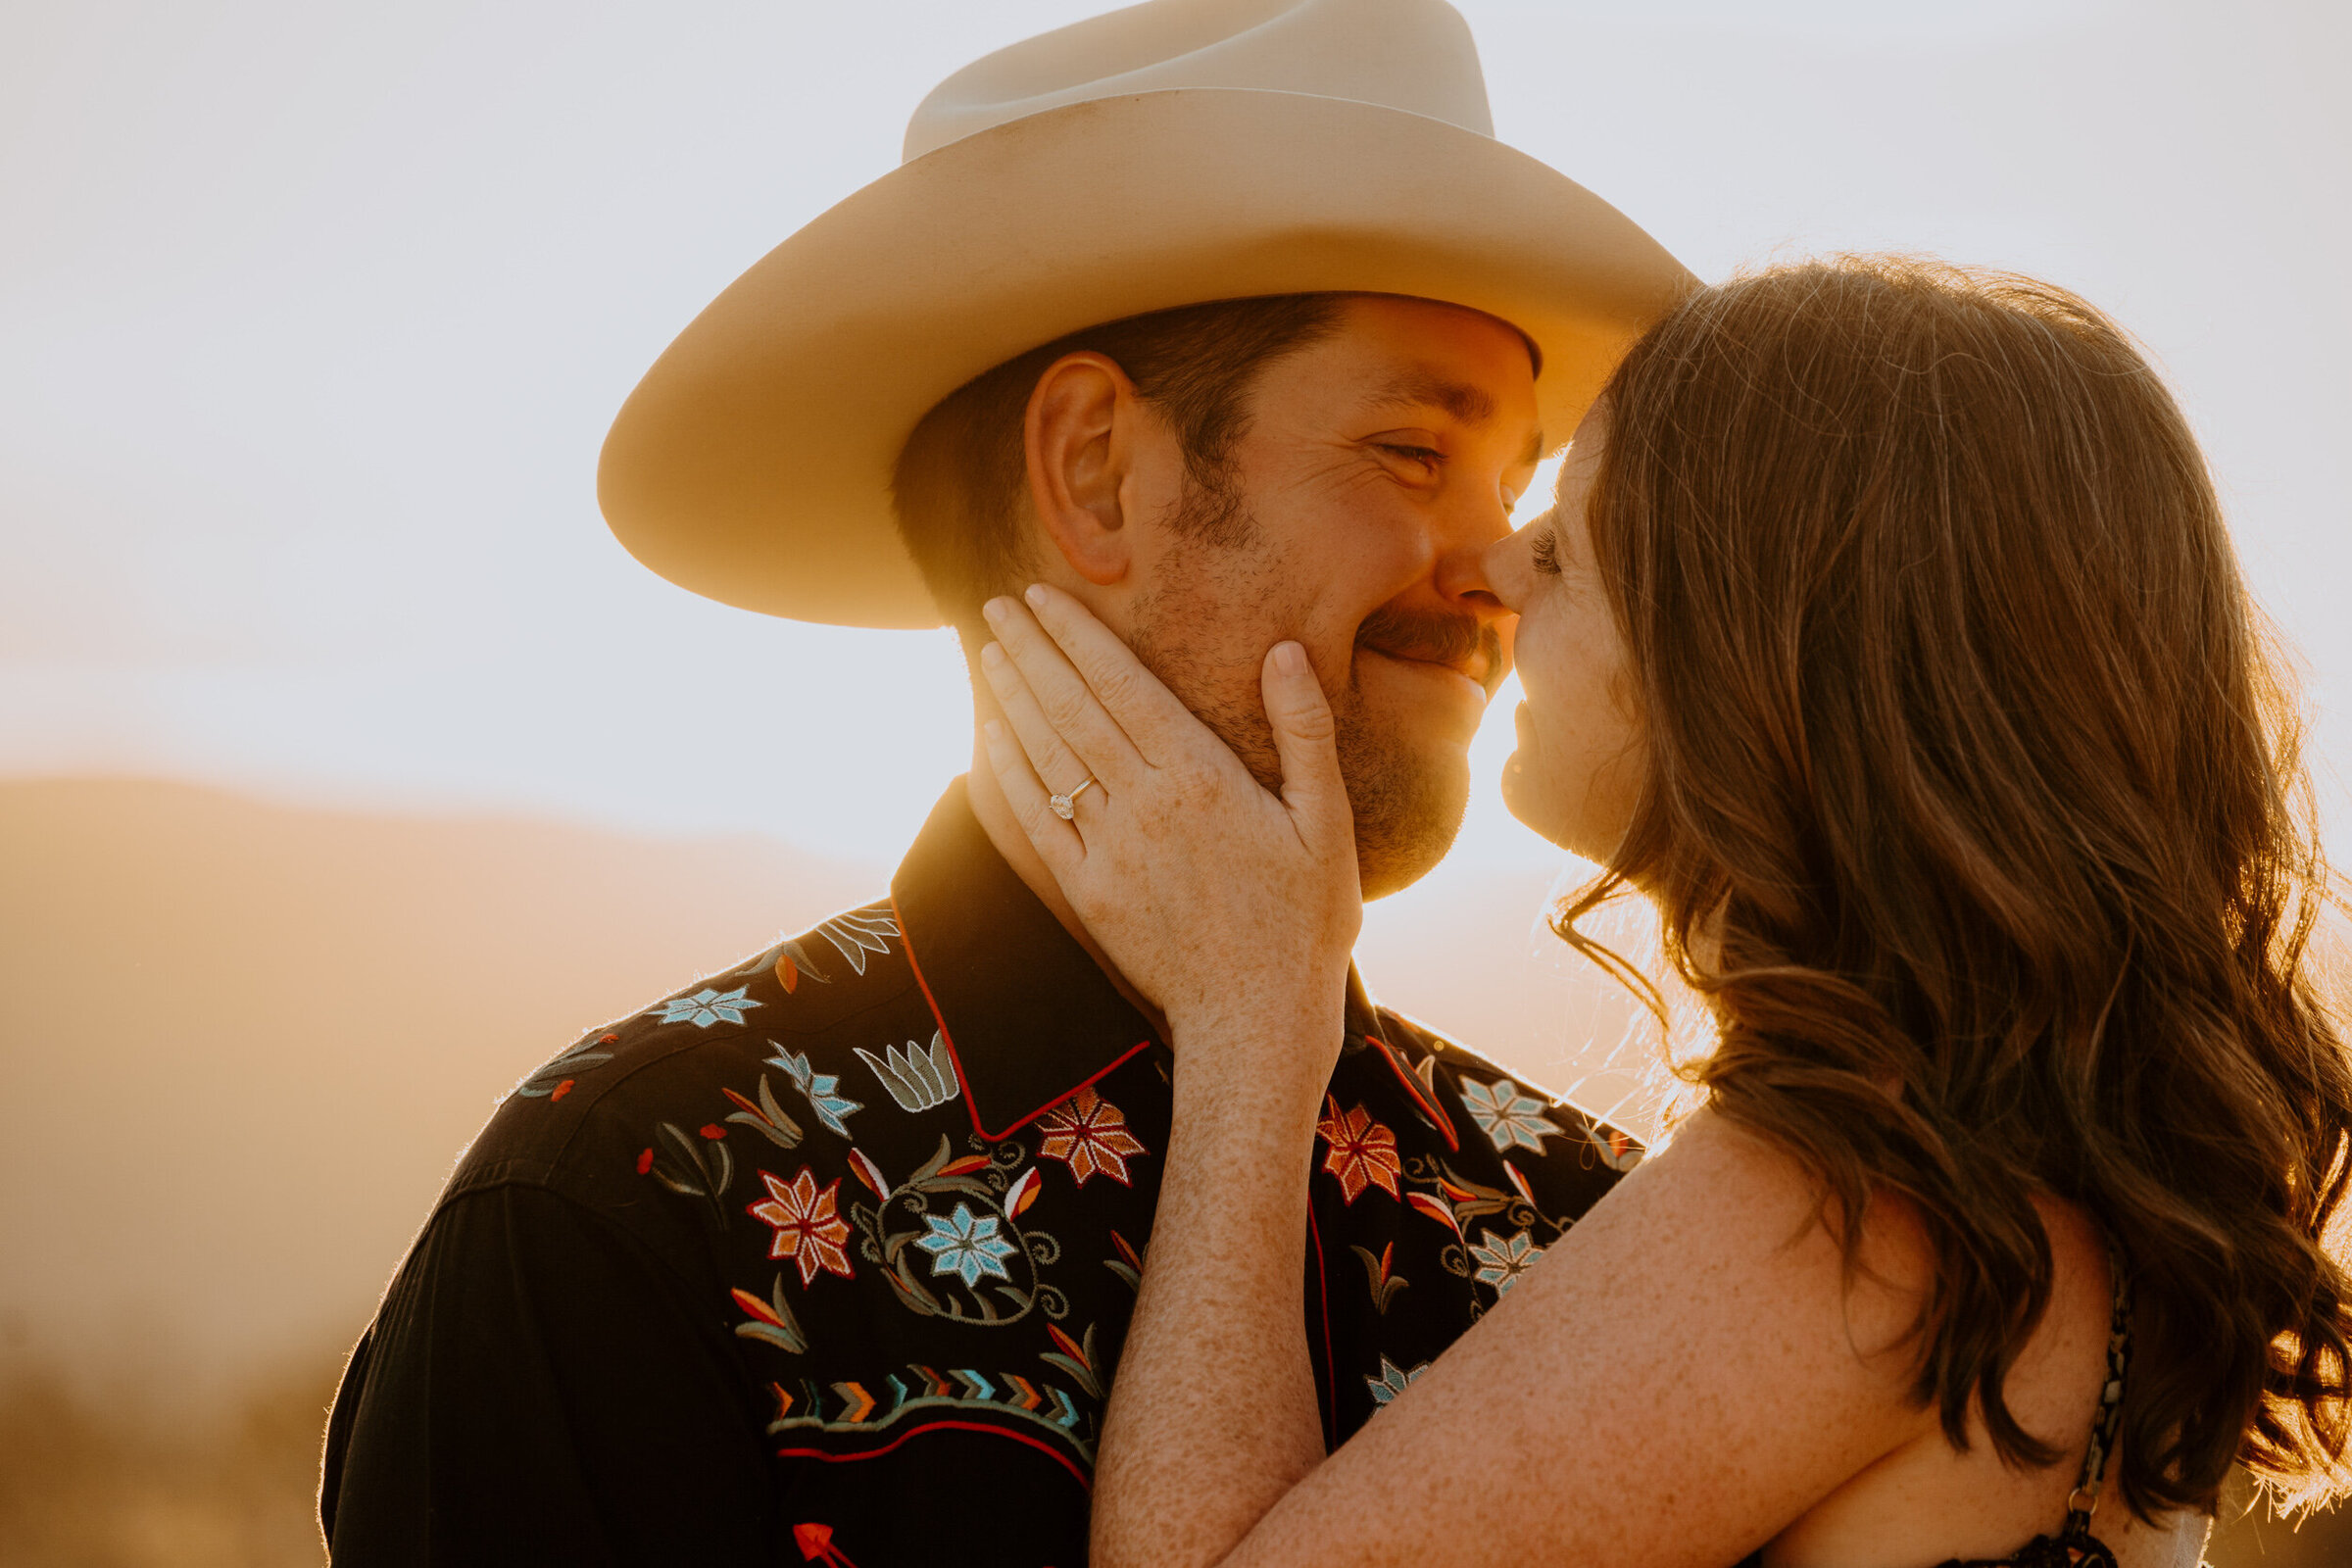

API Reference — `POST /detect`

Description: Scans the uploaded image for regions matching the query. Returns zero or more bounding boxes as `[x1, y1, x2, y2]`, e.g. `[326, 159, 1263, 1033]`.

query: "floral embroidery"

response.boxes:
[1589, 1123, 1644, 1173]
[846, 1138, 1062, 1326]
[1316, 1098, 1402, 1202]
[818, 908, 900, 975]
[514, 1032, 617, 1097]
[1349, 1241, 1410, 1313]
[1365, 1354, 1430, 1408]
[1103, 1229, 1145, 1294]
[791, 1522, 858, 1568]
[767, 1045, 863, 1137]
[1040, 1321, 1105, 1399]
[645, 1119, 734, 1208]
[1003, 1165, 1044, 1217]
[733, 1274, 811, 1354]
[648, 985, 761, 1029]
[1466, 1227, 1544, 1297]
[915, 1201, 1019, 1288]
[1036, 1088, 1149, 1187]
[749, 1166, 856, 1286]
[723, 1076, 805, 1149]
[1455, 1075, 1559, 1154]
[856, 1032, 962, 1112]
[1400, 1156, 1546, 1244]
[771, 937, 832, 993]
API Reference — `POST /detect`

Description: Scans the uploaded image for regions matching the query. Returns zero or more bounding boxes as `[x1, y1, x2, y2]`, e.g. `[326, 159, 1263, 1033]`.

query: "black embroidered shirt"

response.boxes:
[321, 781, 1642, 1567]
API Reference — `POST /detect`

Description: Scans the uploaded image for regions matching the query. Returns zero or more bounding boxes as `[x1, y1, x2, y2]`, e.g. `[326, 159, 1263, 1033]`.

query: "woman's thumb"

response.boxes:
[1262, 642, 1346, 824]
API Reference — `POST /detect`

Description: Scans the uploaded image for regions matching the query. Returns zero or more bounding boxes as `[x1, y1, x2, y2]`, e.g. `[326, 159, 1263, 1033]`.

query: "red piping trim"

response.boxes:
[891, 893, 1153, 1142]
[775, 1419, 1091, 1491]
[1304, 1202, 1339, 1451]
[988, 1037, 1156, 1140]
[1369, 1029, 1458, 1152]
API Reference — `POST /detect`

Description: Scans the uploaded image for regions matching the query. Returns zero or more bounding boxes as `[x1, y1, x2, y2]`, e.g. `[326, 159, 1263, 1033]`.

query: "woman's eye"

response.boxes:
[1530, 529, 1561, 575]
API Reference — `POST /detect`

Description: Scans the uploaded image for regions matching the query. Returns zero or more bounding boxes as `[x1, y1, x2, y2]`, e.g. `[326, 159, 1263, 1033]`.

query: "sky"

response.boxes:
[1, 0, 2345, 880]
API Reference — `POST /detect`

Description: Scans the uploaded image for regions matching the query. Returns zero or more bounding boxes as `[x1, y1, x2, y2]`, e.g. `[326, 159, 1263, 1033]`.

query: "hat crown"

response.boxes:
[904, 0, 1492, 162]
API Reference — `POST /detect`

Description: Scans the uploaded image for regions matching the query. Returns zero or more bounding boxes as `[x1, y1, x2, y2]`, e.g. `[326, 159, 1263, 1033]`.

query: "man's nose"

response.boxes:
[1432, 495, 1519, 621]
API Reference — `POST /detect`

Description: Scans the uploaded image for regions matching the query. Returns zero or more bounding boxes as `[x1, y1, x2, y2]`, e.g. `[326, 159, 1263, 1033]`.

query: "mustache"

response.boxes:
[1354, 606, 1504, 686]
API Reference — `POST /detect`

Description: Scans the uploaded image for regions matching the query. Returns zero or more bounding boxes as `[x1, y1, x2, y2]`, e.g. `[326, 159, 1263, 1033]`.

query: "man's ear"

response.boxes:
[1022, 352, 1142, 587]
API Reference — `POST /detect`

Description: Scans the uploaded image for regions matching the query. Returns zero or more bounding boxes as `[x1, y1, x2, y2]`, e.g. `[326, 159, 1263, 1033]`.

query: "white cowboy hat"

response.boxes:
[598, 0, 1694, 628]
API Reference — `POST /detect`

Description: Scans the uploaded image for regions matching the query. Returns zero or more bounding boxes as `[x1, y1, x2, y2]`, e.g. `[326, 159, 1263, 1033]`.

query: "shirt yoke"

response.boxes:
[449, 899, 928, 1208]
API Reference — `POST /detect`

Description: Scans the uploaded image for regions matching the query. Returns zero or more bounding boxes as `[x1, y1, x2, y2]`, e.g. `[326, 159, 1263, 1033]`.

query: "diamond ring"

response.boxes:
[1048, 776, 1097, 820]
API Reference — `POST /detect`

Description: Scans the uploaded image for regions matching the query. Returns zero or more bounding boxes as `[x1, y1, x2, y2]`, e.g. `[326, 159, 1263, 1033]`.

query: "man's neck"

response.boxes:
[963, 733, 1172, 1042]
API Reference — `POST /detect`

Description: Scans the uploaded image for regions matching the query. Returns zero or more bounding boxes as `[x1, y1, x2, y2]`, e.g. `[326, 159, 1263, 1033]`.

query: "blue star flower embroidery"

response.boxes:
[1467, 1227, 1544, 1297]
[1365, 1354, 1430, 1408]
[765, 1045, 862, 1137]
[647, 985, 760, 1029]
[913, 1202, 1018, 1288]
[1455, 1074, 1559, 1154]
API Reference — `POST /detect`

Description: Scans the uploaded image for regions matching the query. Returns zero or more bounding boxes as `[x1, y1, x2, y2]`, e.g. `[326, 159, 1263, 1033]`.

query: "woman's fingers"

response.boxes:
[984, 596, 1147, 786]
[1018, 583, 1202, 769]
[981, 716, 1084, 872]
[1261, 642, 1353, 855]
[980, 642, 1103, 824]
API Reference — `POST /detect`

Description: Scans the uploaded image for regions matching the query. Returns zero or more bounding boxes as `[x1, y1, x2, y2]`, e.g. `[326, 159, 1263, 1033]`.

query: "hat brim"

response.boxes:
[598, 88, 1695, 628]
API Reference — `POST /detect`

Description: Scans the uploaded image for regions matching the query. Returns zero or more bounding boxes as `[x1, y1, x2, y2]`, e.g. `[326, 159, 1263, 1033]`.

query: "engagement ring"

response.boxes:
[1049, 777, 1097, 820]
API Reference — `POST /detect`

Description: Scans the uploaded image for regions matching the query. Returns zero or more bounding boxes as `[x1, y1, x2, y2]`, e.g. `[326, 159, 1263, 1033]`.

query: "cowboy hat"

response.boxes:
[598, 0, 1694, 628]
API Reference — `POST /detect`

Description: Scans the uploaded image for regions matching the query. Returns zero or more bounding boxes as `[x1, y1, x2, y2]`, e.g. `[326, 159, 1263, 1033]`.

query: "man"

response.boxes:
[321, 1, 1690, 1562]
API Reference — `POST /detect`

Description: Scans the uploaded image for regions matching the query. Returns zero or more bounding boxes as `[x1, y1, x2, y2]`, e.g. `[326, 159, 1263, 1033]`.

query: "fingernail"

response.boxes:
[1276, 641, 1308, 675]
[982, 598, 1008, 624]
[981, 641, 1005, 670]
[983, 719, 1004, 745]
[1024, 583, 1047, 609]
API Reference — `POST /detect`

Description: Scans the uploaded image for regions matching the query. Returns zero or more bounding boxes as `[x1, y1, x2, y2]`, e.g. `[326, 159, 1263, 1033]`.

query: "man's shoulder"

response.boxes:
[450, 898, 939, 1208]
[1370, 1004, 1646, 1176]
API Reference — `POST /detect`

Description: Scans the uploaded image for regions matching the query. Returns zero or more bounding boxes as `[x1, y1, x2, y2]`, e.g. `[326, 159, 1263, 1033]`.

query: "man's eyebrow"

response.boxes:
[1361, 368, 1498, 427]
[1361, 368, 1543, 465]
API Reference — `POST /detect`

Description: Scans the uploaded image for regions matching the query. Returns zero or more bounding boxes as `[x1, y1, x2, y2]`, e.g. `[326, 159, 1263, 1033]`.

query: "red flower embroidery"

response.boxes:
[748, 1166, 855, 1285]
[1036, 1088, 1148, 1187]
[1316, 1098, 1401, 1203]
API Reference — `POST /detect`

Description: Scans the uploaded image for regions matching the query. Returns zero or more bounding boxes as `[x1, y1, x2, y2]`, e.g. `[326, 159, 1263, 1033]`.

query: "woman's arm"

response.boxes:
[1096, 1108, 1934, 1567]
[977, 587, 1934, 1565]
[1090, 996, 1335, 1566]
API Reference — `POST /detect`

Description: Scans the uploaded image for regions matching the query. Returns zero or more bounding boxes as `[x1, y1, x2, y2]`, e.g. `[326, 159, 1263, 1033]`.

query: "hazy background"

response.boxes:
[2, 0, 2346, 1561]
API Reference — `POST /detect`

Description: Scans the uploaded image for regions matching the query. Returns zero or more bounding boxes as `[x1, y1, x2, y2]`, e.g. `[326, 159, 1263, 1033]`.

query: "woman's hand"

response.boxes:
[978, 584, 1362, 1062]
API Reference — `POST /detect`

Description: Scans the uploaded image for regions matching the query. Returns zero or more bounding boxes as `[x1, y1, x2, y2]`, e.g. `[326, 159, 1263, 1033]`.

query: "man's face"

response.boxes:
[1119, 297, 1542, 899]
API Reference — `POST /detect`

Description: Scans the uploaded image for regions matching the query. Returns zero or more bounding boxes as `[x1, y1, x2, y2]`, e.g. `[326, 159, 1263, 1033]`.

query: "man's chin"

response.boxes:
[1355, 648, 1491, 744]
[1344, 750, 1472, 902]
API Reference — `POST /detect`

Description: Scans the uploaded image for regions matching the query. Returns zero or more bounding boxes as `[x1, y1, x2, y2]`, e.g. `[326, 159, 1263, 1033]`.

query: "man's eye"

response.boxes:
[1376, 443, 1443, 467]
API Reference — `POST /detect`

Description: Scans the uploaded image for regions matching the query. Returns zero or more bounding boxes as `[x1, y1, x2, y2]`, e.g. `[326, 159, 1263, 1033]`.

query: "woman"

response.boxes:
[974, 258, 2352, 1565]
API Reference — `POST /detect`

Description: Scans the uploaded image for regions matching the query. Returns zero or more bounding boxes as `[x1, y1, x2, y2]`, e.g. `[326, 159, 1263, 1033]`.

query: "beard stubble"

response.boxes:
[1125, 484, 1488, 901]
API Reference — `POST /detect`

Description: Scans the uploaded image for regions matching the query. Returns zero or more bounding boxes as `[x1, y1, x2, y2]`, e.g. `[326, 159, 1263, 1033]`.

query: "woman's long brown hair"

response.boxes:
[1557, 257, 2352, 1517]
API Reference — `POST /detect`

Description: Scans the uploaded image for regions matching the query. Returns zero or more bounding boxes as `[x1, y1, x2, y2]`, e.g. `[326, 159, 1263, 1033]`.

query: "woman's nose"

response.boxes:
[1481, 514, 1548, 612]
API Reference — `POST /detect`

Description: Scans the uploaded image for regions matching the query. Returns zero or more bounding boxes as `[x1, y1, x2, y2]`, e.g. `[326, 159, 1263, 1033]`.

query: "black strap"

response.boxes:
[2060, 1243, 2132, 1544]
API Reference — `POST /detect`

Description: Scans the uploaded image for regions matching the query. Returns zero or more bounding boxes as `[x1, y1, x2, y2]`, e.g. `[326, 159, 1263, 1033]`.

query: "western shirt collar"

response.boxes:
[890, 778, 1412, 1141]
[890, 779, 1158, 1140]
